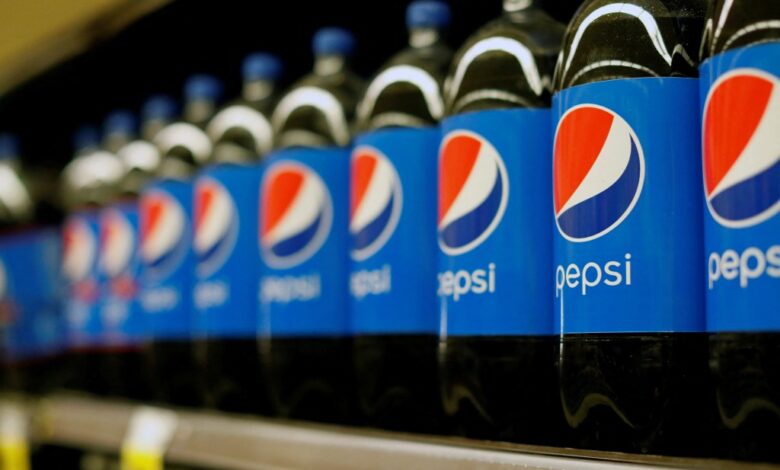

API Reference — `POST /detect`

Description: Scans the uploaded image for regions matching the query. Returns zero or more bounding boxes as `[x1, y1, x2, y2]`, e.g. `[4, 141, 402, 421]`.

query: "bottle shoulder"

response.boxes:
[701, 0, 780, 59]
[554, 0, 707, 90]
[445, 12, 565, 114]
[358, 43, 453, 131]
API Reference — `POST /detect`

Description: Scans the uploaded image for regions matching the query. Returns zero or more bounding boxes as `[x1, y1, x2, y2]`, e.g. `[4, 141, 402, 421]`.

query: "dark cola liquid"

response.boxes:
[146, 340, 203, 407]
[438, 4, 565, 445]
[62, 348, 108, 396]
[701, 1, 780, 462]
[355, 335, 441, 433]
[262, 336, 358, 424]
[99, 345, 150, 401]
[440, 336, 559, 444]
[195, 337, 270, 414]
[558, 333, 711, 455]
[553, 0, 711, 456]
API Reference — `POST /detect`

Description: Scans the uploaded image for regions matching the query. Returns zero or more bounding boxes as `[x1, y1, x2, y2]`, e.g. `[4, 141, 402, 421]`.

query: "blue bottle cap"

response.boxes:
[73, 125, 99, 152]
[0, 133, 19, 161]
[313, 27, 356, 57]
[243, 53, 283, 81]
[103, 110, 137, 136]
[184, 74, 224, 103]
[407, 0, 452, 29]
[142, 95, 178, 122]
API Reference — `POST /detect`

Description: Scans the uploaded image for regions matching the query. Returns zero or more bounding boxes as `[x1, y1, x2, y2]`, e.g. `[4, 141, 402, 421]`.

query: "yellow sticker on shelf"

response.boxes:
[0, 438, 29, 470]
[120, 446, 163, 470]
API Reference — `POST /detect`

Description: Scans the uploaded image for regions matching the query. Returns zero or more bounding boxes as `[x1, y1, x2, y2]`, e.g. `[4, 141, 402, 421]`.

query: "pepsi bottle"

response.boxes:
[260, 28, 362, 424]
[350, 0, 452, 433]
[700, 1, 780, 462]
[61, 126, 125, 395]
[141, 76, 222, 407]
[0, 134, 63, 394]
[194, 53, 282, 414]
[553, 0, 710, 455]
[97, 103, 175, 401]
[436, 0, 564, 444]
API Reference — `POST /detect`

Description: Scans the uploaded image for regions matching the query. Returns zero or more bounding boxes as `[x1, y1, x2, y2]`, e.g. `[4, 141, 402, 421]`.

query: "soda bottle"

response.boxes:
[141, 75, 222, 407]
[350, 0, 452, 433]
[260, 27, 362, 423]
[194, 53, 282, 414]
[437, 0, 564, 444]
[0, 133, 63, 394]
[97, 103, 175, 401]
[61, 126, 125, 395]
[553, 0, 709, 455]
[700, 1, 780, 462]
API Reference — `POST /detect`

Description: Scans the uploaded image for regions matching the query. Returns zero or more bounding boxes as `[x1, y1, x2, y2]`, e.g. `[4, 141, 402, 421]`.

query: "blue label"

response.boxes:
[700, 42, 780, 332]
[0, 229, 63, 359]
[138, 179, 195, 339]
[258, 147, 349, 337]
[99, 202, 145, 344]
[194, 164, 261, 338]
[438, 109, 553, 336]
[350, 127, 438, 335]
[553, 78, 704, 334]
[62, 211, 103, 346]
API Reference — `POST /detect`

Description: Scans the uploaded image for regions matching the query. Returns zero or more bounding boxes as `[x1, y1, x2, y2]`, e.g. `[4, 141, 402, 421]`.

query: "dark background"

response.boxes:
[0, 0, 584, 170]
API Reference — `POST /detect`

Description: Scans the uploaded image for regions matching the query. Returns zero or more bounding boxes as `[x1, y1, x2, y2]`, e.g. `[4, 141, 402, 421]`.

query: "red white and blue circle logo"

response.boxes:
[438, 130, 508, 256]
[703, 69, 780, 228]
[260, 161, 332, 268]
[350, 146, 402, 261]
[62, 218, 97, 283]
[140, 189, 187, 279]
[99, 209, 134, 278]
[194, 177, 238, 276]
[554, 104, 645, 242]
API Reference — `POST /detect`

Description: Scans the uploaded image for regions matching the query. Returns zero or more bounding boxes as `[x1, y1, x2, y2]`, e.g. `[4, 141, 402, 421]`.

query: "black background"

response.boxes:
[0, 0, 583, 169]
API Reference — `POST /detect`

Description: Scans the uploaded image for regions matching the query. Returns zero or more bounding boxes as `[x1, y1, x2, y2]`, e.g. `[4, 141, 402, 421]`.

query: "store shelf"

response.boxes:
[0, 395, 762, 470]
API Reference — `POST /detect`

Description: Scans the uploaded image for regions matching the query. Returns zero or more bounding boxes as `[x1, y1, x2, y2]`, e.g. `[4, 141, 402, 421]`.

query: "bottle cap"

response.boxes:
[0, 133, 19, 161]
[142, 95, 177, 122]
[407, 1, 451, 29]
[184, 74, 224, 102]
[243, 53, 283, 81]
[313, 27, 356, 56]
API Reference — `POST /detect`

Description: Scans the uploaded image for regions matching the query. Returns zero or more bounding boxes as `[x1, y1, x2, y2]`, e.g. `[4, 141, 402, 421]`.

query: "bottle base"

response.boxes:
[262, 336, 358, 425]
[558, 333, 712, 456]
[195, 337, 270, 415]
[145, 339, 203, 407]
[710, 332, 780, 462]
[438, 335, 561, 446]
[354, 334, 442, 433]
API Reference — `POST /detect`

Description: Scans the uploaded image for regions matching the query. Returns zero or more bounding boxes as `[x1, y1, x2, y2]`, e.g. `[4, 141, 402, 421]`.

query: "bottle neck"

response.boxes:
[184, 99, 216, 127]
[104, 132, 133, 154]
[314, 54, 347, 76]
[409, 27, 443, 48]
[141, 118, 169, 142]
[503, 0, 538, 13]
[242, 78, 275, 103]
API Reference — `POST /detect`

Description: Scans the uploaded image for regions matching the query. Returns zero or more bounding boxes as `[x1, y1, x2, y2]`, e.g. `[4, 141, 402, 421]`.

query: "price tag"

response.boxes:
[120, 407, 178, 470]
[0, 403, 29, 470]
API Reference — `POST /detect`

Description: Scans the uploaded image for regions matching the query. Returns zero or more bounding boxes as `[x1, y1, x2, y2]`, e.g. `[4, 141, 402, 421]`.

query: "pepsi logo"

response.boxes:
[438, 130, 508, 256]
[99, 209, 134, 278]
[62, 218, 97, 282]
[703, 69, 780, 228]
[140, 189, 187, 278]
[554, 104, 645, 242]
[194, 177, 238, 276]
[350, 146, 402, 261]
[260, 161, 332, 268]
